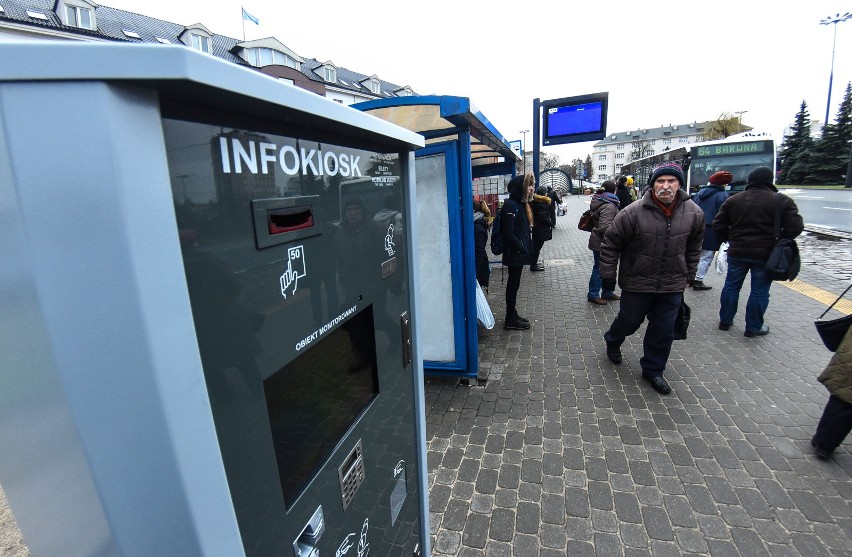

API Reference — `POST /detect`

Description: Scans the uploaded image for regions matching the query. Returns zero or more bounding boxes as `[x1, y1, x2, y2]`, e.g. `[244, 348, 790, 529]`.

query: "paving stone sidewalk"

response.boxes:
[425, 194, 852, 557]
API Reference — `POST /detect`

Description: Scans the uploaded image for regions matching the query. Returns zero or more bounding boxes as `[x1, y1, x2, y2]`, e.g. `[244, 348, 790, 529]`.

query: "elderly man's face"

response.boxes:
[653, 175, 680, 204]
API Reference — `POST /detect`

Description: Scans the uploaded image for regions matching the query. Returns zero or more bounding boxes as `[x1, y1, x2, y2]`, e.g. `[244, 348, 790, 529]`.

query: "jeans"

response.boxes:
[719, 256, 772, 332]
[604, 291, 682, 376]
[588, 250, 614, 300]
[695, 249, 715, 281]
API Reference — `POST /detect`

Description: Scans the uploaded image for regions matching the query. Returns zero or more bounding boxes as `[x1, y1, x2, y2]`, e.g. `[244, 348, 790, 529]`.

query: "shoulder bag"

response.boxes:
[764, 193, 801, 281]
[815, 283, 852, 352]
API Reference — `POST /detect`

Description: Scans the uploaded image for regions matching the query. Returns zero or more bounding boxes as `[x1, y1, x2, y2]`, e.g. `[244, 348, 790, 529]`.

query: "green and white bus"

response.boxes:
[621, 132, 776, 193]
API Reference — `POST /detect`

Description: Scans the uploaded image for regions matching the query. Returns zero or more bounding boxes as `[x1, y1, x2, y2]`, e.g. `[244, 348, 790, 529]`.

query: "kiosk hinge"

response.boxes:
[401, 312, 412, 367]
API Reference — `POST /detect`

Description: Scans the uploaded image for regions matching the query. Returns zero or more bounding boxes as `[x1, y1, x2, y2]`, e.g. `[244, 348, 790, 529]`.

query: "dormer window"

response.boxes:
[324, 67, 336, 82]
[58, 1, 97, 30]
[27, 10, 49, 20]
[180, 24, 214, 54]
[361, 76, 381, 95]
[394, 86, 414, 97]
[244, 48, 299, 69]
[66, 5, 92, 29]
[192, 34, 211, 53]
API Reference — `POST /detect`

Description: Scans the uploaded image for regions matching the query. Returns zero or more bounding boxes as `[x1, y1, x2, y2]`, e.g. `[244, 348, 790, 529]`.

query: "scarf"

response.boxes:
[652, 191, 678, 217]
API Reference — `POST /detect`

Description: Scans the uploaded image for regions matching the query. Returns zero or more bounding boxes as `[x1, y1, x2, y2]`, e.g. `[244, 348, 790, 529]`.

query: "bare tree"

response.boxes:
[702, 112, 749, 140]
[630, 139, 654, 161]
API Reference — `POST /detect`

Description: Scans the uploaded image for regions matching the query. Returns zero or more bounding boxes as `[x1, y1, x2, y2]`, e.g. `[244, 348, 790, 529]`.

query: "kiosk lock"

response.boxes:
[293, 505, 325, 557]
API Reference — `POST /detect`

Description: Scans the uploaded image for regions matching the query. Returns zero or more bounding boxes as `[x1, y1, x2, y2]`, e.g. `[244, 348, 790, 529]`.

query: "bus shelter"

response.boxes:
[354, 96, 519, 379]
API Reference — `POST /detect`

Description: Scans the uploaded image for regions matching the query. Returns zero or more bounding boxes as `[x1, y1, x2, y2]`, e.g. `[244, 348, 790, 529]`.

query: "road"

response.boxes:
[782, 189, 852, 233]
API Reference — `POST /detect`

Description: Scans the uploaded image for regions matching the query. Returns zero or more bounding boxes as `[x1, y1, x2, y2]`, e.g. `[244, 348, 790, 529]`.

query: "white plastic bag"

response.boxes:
[716, 242, 729, 275]
[475, 281, 495, 329]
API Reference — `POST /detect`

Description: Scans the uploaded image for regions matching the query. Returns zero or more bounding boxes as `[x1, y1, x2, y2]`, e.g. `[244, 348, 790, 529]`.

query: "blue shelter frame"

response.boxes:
[354, 96, 519, 379]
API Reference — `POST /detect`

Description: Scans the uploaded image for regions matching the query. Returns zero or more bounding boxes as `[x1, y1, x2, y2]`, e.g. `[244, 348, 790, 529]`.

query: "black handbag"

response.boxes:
[673, 300, 691, 340]
[765, 193, 801, 281]
[815, 283, 852, 352]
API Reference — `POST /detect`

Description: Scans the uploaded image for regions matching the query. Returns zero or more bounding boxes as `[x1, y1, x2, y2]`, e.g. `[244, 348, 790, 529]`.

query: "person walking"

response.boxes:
[599, 163, 704, 394]
[500, 174, 532, 330]
[712, 166, 804, 337]
[691, 170, 732, 291]
[529, 185, 553, 272]
[812, 327, 852, 459]
[587, 180, 621, 305]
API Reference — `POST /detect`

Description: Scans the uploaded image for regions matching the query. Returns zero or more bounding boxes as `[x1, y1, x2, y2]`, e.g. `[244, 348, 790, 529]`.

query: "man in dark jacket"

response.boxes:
[500, 174, 532, 330]
[529, 185, 553, 272]
[615, 175, 632, 208]
[691, 170, 732, 290]
[712, 166, 803, 337]
[600, 163, 704, 394]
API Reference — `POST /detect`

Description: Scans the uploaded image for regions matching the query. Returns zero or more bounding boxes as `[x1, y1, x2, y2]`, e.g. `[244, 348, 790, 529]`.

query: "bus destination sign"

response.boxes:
[696, 140, 771, 157]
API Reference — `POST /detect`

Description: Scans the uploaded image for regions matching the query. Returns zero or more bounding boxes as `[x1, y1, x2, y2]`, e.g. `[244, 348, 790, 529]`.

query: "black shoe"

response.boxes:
[811, 437, 832, 460]
[718, 322, 732, 331]
[504, 314, 530, 330]
[744, 325, 770, 338]
[605, 342, 622, 364]
[692, 281, 712, 291]
[516, 314, 530, 324]
[643, 373, 672, 395]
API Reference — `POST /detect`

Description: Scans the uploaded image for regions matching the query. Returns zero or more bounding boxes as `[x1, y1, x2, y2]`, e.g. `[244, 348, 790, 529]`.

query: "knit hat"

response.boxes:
[536, 185, 548, 196]
[626, 177, 634, 186]
[708, 171, 733, 185]
[747, 166, 774, 185]
[649, 163, 686, 187]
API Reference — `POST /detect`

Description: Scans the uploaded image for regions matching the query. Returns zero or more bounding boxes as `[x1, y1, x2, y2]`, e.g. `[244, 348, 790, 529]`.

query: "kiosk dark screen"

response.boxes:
[263, 306, 379, 507]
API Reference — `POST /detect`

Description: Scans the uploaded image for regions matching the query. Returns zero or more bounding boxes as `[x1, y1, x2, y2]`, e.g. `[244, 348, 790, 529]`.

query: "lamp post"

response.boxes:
[734, 110, 747, 134]
[520, 129, 529, 174]
[820, 13, 851, 126]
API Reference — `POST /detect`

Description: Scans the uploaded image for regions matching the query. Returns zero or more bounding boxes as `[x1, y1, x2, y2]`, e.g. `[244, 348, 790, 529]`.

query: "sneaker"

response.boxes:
[692, 281, 712, 291]
[744, 325, 770, 338]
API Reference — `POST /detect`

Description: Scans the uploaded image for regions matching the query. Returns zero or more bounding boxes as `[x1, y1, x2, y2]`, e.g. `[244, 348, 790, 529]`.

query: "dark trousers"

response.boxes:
[813, 395, 852, 452]
[505, 265, 523, 316]
[604, 291, 682, 377]
[530, 238, 545, 267]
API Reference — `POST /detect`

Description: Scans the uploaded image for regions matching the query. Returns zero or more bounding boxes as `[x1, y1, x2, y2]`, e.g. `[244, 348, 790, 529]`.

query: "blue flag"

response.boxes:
[242, 7, 259, 25]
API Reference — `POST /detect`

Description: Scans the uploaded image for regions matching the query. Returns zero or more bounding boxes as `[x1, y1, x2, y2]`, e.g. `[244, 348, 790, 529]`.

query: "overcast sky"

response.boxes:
[105, 0, 851, 166]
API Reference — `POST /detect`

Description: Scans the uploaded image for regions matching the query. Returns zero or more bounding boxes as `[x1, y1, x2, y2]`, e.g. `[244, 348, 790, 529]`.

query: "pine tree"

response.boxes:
[778, 101, 814, 184]
[806, 82, 852, 184]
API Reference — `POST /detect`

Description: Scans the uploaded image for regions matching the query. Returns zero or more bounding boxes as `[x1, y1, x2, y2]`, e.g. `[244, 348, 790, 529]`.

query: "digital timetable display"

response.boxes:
[694, 140, 772, 157]
[541, 92, 609, 145]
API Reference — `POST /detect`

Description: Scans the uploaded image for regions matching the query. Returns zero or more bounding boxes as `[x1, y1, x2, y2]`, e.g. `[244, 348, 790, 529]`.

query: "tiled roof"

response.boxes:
[594, 121, 718, 146]
[1, 0, 411, 95]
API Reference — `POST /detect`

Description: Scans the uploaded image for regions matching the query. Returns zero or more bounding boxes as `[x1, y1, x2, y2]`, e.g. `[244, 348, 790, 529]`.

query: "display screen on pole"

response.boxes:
[542, 92, 608, 146]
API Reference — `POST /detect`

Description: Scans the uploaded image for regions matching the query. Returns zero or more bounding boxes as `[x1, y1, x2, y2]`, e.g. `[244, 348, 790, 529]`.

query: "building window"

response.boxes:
[615, 164, 623, 171]
[598, 165, 607, 171]
[155, 37, 171, 44]
[617, 144, 624, 150]
[27, 10, 49, 20]
[66, 5, 92, 29]
[123, 30, 141, 39]
[663, 138, 671, 144]
[333, 99, 344, 103]
[598, 154, 606, 161]
[191, 34, 211, 53]
[324, 67, 336, 82]
[246, 48, 298, 69]
[278, 77, 295, 86]
[679, 137, 689, 143]
[616, 153, 625, 159]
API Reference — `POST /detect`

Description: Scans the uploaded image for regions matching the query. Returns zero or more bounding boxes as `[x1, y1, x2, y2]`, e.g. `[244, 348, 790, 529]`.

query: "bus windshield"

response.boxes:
[688, 139, 775, 191]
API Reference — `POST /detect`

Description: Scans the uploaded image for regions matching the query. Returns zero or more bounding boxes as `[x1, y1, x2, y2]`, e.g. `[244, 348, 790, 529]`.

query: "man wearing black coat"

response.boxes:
[500, 174, 533, 330]
[712, 166, 804, 337]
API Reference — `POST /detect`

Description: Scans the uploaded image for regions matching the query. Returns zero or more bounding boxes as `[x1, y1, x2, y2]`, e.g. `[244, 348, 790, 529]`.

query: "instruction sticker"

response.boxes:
[280, 245, 306, 298]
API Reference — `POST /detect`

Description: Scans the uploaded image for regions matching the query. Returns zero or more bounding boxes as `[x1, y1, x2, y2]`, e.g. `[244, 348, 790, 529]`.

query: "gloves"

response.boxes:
[602, 278, 617, 292]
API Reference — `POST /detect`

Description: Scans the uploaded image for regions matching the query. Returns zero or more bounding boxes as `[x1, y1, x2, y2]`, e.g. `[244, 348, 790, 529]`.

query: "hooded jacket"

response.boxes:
[600, 189, 704, 293]
[818, 327, 852, 405]
[500, 177, 532, 267]
[530, 193, 553, 242]
[712, 183, 803, 261]
[692, 184, 729, 251]
[587, 193, 619, 252]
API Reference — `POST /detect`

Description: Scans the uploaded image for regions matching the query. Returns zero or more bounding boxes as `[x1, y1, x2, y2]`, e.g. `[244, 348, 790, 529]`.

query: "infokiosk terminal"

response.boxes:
[0, 43, 429, 556]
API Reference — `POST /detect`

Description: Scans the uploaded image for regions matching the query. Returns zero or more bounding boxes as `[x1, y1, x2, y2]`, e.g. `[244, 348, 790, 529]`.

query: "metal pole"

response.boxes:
[846, 142, 852, 188]
[821, 13, 852, 126]
[520, 130, 529, 174]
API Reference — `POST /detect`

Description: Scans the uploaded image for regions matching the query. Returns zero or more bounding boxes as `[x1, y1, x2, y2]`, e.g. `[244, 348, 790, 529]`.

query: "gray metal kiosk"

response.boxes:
[0, 43, 428, 557]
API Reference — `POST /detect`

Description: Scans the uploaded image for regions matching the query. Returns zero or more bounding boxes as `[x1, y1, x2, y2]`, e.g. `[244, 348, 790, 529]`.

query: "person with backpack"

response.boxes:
[587, 180, 620, 305]
[495, 173, 533, 330]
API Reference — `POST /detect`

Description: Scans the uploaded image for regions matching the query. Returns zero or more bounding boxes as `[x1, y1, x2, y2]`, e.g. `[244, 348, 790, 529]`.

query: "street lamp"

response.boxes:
[734, 110, 747, 134]
[520, 129, 529, 173]
[820, 12, 851, 126]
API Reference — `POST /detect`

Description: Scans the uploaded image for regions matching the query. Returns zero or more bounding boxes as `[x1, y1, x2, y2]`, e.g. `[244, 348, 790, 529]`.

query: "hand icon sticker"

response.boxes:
[280, 246, 307, 298]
